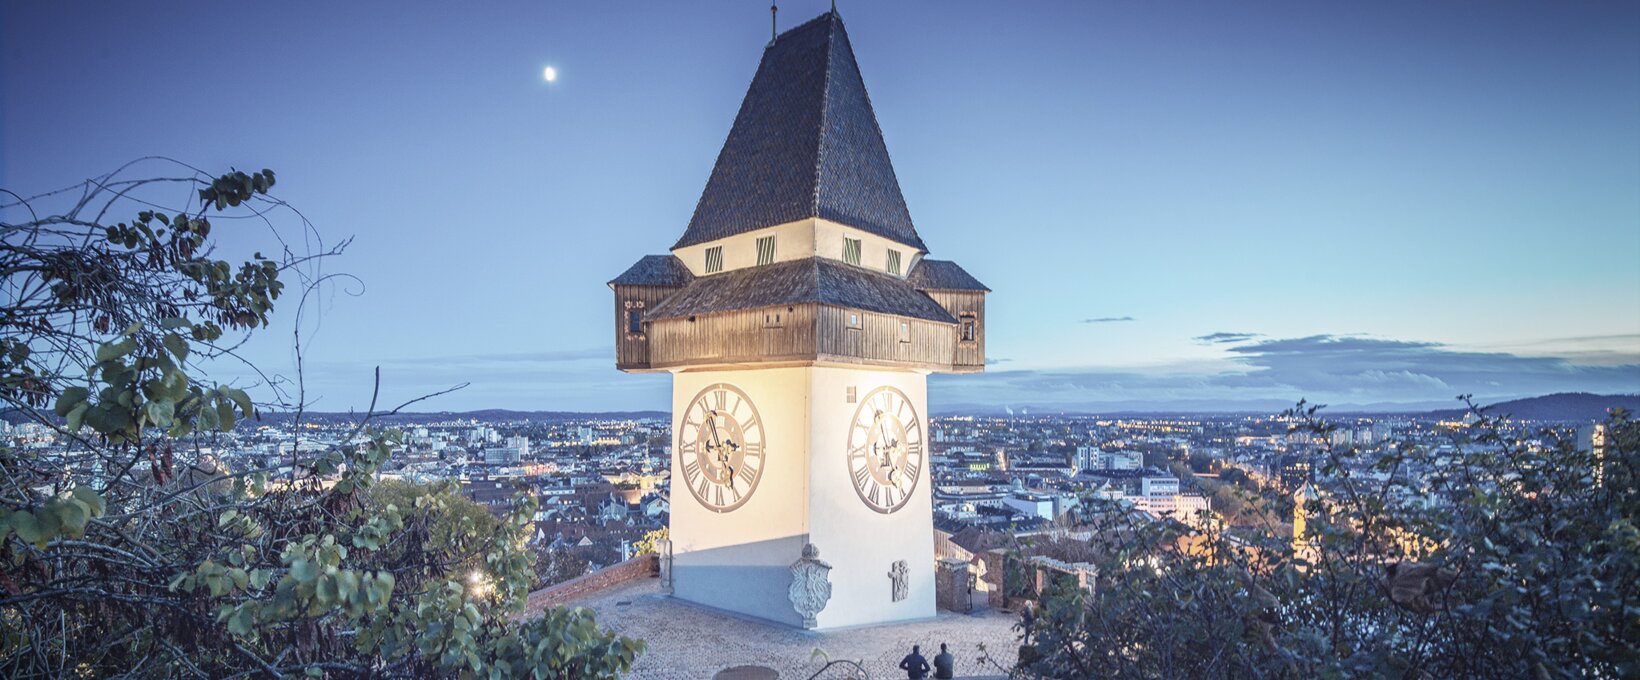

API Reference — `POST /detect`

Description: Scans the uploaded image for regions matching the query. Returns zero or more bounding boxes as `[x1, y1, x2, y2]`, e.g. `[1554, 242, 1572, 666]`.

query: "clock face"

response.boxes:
[846, 386, 924, 514]
[677, 383, 766, 513]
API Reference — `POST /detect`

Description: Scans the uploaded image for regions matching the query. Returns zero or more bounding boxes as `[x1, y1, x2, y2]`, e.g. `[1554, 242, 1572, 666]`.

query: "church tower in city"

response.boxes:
[608, 11, 988, 629]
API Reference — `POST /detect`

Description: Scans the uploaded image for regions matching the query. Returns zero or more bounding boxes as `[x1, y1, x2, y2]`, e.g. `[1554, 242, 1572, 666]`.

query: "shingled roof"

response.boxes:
[608, 255, 694, 288]
[645, 258, 956, 324]
[671, 12, 926, 253]
[907, 259, 990, 292]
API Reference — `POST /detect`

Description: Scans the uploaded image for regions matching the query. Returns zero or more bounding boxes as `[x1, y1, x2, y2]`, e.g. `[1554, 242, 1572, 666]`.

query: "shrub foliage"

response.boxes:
[1011, 401, 1638, 679]
[0, 161, 643, 677]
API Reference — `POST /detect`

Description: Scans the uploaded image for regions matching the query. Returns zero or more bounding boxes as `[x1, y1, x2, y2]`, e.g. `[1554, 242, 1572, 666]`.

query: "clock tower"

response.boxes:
[608, 11, 988, 629]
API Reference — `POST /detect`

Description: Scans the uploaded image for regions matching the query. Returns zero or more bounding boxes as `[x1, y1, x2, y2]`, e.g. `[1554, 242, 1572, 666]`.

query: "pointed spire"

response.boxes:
[674, 13, 926, 252]
[769, 3, 778, 47]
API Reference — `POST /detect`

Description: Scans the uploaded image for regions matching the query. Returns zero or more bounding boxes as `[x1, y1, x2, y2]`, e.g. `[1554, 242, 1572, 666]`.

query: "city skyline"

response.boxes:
[4, 0, 1637, 412]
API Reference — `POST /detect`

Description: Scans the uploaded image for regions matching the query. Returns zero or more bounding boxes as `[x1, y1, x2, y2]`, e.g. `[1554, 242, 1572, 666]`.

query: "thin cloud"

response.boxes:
[935, 333, 1640, 411]
[1083, 316, 1135, 324]
[1194, 332, 1261, 344]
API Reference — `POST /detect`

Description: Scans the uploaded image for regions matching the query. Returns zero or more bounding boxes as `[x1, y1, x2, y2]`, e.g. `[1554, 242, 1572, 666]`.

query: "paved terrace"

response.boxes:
[568, 578, 1018, 680]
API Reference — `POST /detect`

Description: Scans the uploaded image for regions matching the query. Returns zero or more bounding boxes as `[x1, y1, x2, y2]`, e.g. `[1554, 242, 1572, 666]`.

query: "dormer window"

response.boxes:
[843, 238, 862, 266]
[705, 246, 724, 274]
[886, 250, 902, 276]
[756, 235, 776, 266]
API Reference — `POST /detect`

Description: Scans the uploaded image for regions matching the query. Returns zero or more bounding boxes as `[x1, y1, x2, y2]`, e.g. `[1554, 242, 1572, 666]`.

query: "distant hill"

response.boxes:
[1426, 393, 1640, 422]
[931, 393, 1640, 420]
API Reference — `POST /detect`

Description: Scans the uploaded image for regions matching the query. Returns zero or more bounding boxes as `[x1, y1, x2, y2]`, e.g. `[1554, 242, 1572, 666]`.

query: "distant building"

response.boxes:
[1104, 449, 1141, 471]
[1577, 422, 1609, 486]
[484, 445, 522, 465]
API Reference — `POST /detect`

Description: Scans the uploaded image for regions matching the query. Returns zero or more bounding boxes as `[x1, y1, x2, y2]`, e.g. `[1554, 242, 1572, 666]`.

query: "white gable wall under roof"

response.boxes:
[672, 217, 925, 279]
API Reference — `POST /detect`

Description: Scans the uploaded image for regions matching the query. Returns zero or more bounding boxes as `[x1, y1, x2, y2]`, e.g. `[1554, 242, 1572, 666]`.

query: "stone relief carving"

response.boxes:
[889, 559, 909, 602]
[788, 543, 833, 629]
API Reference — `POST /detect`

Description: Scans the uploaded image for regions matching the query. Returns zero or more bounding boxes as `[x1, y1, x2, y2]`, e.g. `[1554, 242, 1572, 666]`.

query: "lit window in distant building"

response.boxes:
[843, 238, 862, 266]
[899, 321, 911, 343]
[847, 312, 862, 329]
[705, 246, 723, 273]
[756, 235, 776, 265]
[886, 250, 902, 275]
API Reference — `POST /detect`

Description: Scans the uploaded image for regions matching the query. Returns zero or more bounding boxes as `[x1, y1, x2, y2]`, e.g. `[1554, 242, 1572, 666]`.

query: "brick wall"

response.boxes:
[520, 554, 658, 619]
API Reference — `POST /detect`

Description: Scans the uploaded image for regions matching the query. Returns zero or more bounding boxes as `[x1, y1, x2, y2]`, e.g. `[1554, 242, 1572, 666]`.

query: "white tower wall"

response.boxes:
[668, 365, 935, 629]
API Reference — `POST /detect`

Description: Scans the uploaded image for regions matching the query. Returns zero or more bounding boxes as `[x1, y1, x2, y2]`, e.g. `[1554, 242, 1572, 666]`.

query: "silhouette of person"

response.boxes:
[933, 643, 955, 679]
[899, 644, 931, 680]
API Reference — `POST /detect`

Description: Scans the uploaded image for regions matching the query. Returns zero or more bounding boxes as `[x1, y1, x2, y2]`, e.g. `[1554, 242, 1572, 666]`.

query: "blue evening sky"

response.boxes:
[4, 1, 1637, 412]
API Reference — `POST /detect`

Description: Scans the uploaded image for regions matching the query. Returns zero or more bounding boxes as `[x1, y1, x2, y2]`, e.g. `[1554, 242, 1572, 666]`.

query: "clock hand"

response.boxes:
[705, 415, 725, 465]
[873, 413, 895, 466]
[705, 415, 722, 449]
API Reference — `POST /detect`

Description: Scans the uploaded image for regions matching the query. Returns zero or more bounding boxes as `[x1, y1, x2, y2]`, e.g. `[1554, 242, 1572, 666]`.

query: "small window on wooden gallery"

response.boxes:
[846, 312, 862, 330]
[756, 235, 776, 266]
[886, 250, 902, 276]
[960, 313, 977, 342]
[898, 321, 911, 343]
[705, 246, 724, 274]
[627, 309, 643, 335]
[763, 309, 784, 328]
[843, 237, 862, 266]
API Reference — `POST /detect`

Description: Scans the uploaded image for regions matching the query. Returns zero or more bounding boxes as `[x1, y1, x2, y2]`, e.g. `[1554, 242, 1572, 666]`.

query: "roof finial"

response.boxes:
[831, 0, 837, 15]
[769, 3, 778, 47]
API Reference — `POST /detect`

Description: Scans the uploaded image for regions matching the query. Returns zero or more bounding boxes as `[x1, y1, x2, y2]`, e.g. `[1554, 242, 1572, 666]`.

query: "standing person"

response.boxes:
[933, 643, 956, 679]
[899, 644, 931, 680]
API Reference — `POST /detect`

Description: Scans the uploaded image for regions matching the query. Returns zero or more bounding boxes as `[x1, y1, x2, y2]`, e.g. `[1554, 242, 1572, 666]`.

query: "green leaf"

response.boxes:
[222, 387, 254, 418]
[162, 333, 189, 364]
[65, 402, 89, 432]
[71, 486, 104, 517]
[56, 500, 90, 534]
[10, 511, 44, 545]
[216, 396, 236, 432]
[290, 558, 317, 584]
[144, 399, 176, 428]
[54, 386, 90, 417]
[95, 338, 138, 363]
[160, 317, 192, 330]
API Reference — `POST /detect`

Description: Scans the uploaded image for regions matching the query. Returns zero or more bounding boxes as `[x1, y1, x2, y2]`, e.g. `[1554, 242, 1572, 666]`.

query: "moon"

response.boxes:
[543, 66, 558, 83]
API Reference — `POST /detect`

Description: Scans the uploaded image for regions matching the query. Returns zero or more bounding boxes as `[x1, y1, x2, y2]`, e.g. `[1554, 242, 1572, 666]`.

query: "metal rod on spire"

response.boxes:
[770, 3, 778, 47]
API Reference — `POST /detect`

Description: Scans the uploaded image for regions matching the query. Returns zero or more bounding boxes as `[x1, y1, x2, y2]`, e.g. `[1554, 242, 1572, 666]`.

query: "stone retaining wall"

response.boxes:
[522, 554, 658, 618]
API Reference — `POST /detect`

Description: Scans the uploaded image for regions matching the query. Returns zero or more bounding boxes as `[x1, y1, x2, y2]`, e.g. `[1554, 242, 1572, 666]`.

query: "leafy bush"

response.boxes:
[0, 161, 643, 677]
[1010, 400, 1638, 679]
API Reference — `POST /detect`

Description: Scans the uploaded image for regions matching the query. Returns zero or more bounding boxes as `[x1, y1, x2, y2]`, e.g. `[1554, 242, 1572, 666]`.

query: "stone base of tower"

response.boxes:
[668, 365, 936, 630]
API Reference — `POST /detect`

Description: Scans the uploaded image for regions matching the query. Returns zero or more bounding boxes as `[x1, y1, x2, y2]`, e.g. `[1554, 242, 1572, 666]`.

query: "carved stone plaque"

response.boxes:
[788, 543, 832, 629]
[889, 559, 909, 602]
